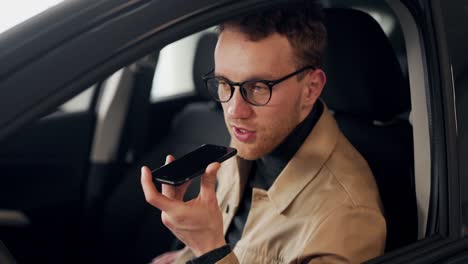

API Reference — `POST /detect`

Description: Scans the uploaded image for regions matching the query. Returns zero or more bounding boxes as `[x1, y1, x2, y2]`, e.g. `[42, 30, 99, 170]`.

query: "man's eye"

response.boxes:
[218, 81, 230, 89]
[252, 83, 268, 93]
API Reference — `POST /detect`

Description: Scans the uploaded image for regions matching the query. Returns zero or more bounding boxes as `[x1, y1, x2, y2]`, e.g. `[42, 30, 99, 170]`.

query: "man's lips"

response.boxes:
[232, 125, 256, 142]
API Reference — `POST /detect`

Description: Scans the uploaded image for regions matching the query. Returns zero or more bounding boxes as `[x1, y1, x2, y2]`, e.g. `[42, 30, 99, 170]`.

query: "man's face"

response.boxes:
[214, 29, 313, 160]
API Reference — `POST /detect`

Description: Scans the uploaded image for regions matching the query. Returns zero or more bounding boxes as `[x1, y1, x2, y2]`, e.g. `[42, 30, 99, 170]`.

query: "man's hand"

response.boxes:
[141, 155, 226, 257]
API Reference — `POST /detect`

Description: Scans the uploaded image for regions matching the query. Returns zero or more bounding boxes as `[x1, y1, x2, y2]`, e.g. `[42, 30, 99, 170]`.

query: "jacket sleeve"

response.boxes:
[175, 246, 240, 264]
[215, 251, 240, 264]
[187, 245, 232, 264]
[299, 205, 386, 264]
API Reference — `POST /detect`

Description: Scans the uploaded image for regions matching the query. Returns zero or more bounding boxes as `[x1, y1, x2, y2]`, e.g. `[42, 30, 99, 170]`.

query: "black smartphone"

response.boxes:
[152, 144, 237, 186]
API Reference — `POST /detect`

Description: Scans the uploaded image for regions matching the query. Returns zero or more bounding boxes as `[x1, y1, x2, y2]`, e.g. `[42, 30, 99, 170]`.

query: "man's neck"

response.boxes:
[253, 101, 324, 190]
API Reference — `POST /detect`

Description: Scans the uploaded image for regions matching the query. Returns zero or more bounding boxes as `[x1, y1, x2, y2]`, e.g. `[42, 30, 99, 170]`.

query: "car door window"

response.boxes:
[151, 28, 216, 102]
[59, 86, 96, 113]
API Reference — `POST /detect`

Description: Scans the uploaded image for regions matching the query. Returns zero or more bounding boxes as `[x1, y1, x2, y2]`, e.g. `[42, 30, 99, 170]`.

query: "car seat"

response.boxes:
[322, 8, 417, 251]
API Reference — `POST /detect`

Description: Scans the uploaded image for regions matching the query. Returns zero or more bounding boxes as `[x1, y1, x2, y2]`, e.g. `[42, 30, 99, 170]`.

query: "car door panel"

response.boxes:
[0, 111, 95, 263]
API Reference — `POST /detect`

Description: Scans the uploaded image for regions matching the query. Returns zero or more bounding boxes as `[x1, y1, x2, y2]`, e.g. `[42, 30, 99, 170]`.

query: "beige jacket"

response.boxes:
[176, 107, 386, 264]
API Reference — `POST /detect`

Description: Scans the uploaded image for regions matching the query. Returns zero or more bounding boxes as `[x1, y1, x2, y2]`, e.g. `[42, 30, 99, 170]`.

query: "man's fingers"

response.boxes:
[165, 154, 175, 165]
[200, 162, 220, 199]
[141, 166, 180, 212]
[162, 179, 192, 201]
[175, 179, 192, 200]
[162, 155, 177, 198]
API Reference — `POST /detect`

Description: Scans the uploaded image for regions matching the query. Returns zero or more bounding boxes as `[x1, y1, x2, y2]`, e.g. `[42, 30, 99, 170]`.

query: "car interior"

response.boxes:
[0, 1, 429, 263]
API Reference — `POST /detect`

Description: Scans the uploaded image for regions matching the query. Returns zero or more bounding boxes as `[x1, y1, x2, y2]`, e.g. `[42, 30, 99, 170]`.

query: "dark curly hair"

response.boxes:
[218, 1, 327, 69]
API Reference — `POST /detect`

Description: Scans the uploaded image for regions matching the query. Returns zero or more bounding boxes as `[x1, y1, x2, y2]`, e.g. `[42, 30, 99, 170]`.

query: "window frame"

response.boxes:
[0, 0, 466, 262]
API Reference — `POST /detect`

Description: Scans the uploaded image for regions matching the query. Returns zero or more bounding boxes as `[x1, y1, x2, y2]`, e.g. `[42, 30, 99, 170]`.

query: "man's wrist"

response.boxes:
[192, 238, 227, 257]
[187, 244, 231, 264]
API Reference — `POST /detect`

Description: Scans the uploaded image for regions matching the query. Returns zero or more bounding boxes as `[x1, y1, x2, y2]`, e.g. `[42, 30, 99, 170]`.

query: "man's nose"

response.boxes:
[226, 88, 253, 119]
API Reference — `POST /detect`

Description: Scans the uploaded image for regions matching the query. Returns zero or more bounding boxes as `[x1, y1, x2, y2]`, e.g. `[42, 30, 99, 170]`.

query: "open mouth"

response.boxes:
[232, 126, 256, 142]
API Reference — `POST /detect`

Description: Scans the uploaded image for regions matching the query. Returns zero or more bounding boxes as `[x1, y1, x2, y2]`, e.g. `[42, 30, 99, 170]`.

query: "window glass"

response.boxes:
[151, 31, 205, 101]
[59, 86, 96, 113]
[151, 28, 216, 102]
[41, 86, 96, 120]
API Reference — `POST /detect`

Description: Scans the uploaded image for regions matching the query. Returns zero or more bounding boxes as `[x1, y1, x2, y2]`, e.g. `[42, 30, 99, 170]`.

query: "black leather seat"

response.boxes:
[322, 8, 417, 251]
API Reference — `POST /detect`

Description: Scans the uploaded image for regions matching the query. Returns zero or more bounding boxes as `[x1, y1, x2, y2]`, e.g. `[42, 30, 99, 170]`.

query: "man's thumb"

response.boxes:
[200, 162, 220, 199]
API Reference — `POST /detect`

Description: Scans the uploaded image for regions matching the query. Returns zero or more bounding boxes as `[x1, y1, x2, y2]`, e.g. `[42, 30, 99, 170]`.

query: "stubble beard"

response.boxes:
[227, 107, 302, 161]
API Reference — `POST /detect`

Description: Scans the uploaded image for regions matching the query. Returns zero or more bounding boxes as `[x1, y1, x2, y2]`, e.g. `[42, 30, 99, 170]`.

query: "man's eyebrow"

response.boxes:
[213, 71, 277, 81]
[213, 71, 225, 77]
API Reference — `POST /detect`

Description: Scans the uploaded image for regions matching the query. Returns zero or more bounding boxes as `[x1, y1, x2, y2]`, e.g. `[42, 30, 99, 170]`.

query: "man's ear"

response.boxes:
[301, 69, 327, 108]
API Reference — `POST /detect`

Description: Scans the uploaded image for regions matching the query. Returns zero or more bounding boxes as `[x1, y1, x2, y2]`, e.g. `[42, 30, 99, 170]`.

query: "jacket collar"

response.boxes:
[231, 104, 339, 214]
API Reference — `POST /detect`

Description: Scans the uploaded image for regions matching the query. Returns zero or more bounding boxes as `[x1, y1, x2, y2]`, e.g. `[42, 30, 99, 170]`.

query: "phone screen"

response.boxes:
[152, 144, 237, 186]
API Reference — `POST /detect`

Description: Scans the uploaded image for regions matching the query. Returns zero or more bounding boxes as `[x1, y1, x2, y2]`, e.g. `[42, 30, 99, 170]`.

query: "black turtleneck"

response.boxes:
[188, 101, 323, 264]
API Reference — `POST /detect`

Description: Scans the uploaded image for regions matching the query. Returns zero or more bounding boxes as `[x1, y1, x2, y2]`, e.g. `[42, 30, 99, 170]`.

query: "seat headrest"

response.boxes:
[321, 8, 410, 121]
[193, 32, 218, 100]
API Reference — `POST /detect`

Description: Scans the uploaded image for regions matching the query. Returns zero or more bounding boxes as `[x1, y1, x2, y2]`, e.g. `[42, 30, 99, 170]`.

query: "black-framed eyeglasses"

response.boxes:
[202, 66, 316, 106]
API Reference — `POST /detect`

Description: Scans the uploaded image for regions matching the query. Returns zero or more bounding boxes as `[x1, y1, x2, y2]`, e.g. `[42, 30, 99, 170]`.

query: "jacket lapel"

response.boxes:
[267, 107, 340, 214]
[217, 154, 252, 234]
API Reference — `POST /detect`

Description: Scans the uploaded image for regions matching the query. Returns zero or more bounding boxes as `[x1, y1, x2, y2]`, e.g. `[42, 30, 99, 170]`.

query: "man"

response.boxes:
[141, 1, 386, 263]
